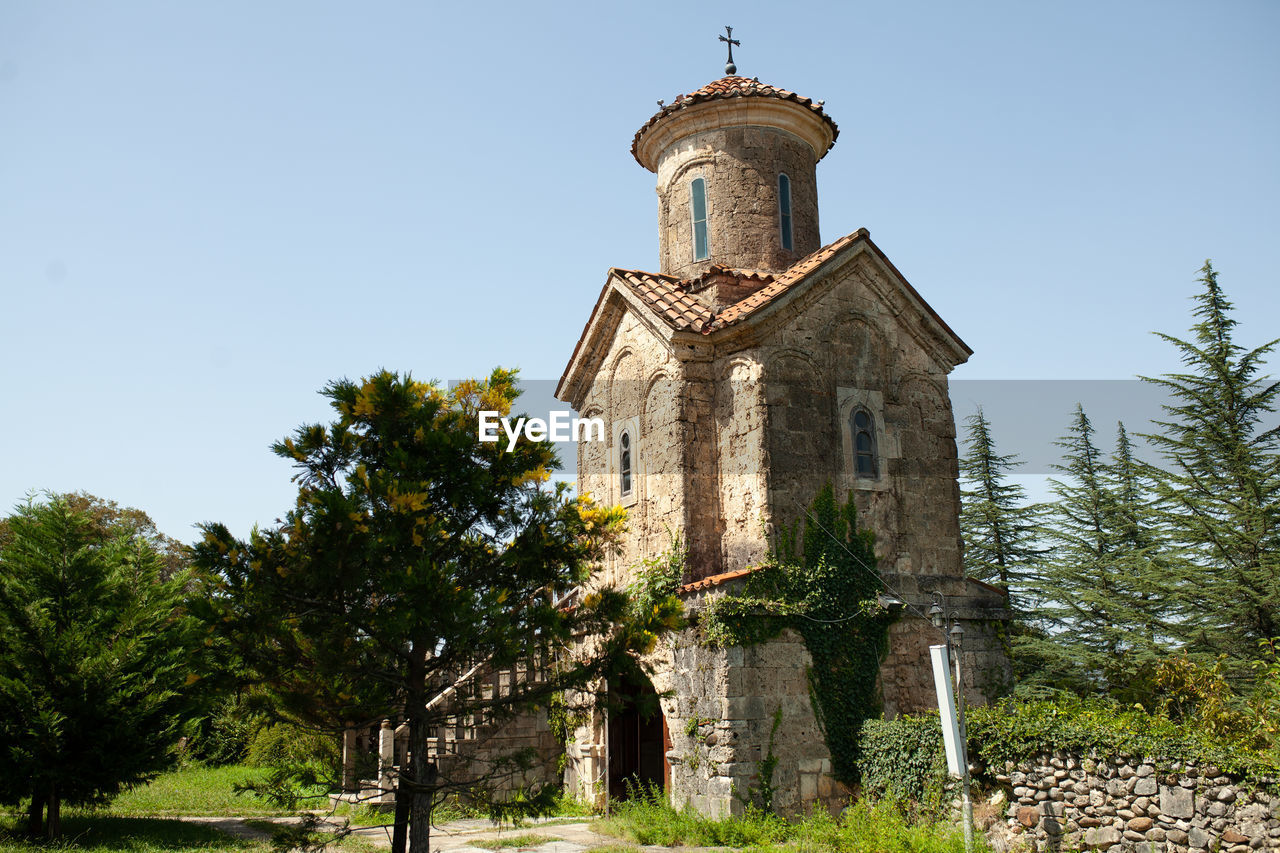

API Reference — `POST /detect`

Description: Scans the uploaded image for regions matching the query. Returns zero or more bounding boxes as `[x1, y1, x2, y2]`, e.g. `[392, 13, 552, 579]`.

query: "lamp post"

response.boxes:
[930, 591, 974, 853]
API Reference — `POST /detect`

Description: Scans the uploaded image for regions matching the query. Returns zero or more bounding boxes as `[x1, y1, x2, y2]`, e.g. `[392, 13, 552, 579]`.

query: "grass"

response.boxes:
[469, 833, 563, 849]
[0, 816, 269, 852]
[598, 794, 984, 853]
[73, 765, 296, 818]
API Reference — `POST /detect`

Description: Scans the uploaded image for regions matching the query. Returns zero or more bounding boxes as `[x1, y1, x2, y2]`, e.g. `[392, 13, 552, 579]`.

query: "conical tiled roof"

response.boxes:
[632, 76, 839, 166]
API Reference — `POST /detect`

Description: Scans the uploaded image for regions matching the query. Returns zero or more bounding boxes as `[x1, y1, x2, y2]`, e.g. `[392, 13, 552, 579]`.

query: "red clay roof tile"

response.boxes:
[610, 267, 714, 332]
[632, 76, 839, 166]
[675, 566, 760, 595]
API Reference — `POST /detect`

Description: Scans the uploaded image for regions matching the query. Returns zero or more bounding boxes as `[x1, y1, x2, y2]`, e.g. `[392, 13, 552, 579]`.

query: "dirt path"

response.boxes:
[179, 815, 626, 851]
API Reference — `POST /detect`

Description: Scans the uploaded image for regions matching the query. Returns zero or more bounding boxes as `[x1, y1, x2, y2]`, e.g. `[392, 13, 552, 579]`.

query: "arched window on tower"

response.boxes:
[690, 177, 709, 261]
[619, 430, 633, 498]
[778, 174, 793, 251]
[851, 407, 878, 478]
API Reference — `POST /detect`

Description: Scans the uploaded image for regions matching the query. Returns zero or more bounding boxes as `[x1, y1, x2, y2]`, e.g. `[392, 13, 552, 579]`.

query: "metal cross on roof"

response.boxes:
[719, 26, 740, 75]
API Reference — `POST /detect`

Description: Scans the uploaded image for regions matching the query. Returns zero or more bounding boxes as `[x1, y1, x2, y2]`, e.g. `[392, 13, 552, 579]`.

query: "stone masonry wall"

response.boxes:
[647, 607, 846, 818]
[432, 707, 561, 797]
[656, 126, 820, 280]
[992, 754, 1279, 853]
[745, 248, 1010, 714]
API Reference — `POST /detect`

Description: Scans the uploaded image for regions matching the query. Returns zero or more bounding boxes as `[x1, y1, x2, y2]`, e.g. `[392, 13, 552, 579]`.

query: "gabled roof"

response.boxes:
[556, 229, 972, 404]
[611, 269, 713, 332]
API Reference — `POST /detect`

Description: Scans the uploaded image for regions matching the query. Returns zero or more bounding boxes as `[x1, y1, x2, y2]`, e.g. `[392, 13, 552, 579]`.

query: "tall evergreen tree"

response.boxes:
[0, 497, 207, 839]
[1141, 261, 1280, 676]
[1031, 407, 1169, 693]
[1105, 423, 1176, 666]
[959, 407, 1045, 615]
[193, 370, 677, 853]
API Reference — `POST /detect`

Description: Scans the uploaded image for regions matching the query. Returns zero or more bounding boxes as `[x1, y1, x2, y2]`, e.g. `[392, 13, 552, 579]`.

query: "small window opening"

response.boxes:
[778, 174, 793, 251]
[620, 431, 633, 497]
[852, 408, 877, 478]
[691, 178, 709, 261]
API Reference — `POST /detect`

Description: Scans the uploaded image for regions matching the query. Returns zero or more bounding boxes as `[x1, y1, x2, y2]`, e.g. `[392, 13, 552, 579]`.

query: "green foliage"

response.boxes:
[857, 715, 950, 814]
[1248, 639, 1280, 760]
[958, 407, 1047, 615]
[192, 370, 669, 852]
[0, 495, 211, 838]
[0, 815, 270, 852]
[1140, 261, 1280, 679]
[181, 694, 261, 767]
[75, 764, 290, 817]
[622, 531, 687, 661]
[965, 696, 1280, 784]
[753, 706, 783, 814]
[700, 484, 892, 786]
[246, 722, 339, 772]
[469, 834, 563, 849]
[600, 789, 975, 853]
[600, 781, 788, 847]
[1025, 408, 1172, 693]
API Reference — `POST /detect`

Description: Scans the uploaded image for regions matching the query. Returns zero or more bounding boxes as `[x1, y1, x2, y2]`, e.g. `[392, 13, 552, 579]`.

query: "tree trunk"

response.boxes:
[403, 638, 430, 853]
[391, 751, 411, 853]
[408, 714, 435, 853]
[26, 790, 45, 838]
[409, 761, 437, 853]
[46, 785, 61, 840]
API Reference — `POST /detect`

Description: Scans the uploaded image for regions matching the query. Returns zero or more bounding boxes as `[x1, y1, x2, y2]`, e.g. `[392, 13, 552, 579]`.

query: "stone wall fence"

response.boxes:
[985, 753, 1279, 853]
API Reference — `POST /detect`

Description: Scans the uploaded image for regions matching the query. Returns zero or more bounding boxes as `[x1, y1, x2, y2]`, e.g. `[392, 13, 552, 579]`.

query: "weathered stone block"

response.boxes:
[1163, 785, 1196, 819]
[1084, 826, 1121, 847]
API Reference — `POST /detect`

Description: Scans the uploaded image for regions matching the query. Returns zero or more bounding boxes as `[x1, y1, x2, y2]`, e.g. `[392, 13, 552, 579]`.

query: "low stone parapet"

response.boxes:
[990, 754, 1279, 853]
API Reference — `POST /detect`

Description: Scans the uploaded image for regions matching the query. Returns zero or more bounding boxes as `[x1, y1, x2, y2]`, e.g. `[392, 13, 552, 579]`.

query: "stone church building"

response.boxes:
[349, 68, 1012, 817]
[551, 71, 1011, 816]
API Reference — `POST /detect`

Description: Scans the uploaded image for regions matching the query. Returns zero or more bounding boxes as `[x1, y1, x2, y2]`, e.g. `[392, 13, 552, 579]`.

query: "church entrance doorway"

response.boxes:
[607, 670, 669, 800]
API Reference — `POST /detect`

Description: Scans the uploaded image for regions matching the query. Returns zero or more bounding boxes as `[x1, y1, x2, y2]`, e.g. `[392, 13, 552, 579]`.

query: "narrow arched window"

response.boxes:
[852, 407, 878, 478]
[620, 431, 633, 497]
[778, 174, 793, 251]
[690, 178, 709, 261]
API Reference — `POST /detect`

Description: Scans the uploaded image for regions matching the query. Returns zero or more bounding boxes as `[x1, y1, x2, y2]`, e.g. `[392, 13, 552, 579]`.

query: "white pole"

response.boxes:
[952, 642, 974, 853]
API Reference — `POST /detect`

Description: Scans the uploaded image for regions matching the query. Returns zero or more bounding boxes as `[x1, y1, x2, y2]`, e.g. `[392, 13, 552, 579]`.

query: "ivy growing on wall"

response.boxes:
[700, 484, 894, 785]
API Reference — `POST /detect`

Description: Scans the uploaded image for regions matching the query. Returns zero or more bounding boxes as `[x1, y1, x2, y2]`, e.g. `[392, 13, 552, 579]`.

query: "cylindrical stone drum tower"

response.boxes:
[631, 76, 839, 281]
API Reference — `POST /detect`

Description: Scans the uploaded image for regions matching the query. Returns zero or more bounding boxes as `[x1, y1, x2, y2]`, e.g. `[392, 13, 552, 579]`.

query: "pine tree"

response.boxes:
[1141, 261, 1280, 676]
[0, 497, 207, 839]
[1031, 408, 1170, 693]
[1105, 423, 1176, 671]
[958, 407, 1045, 615]
[193, 370, 676, 853]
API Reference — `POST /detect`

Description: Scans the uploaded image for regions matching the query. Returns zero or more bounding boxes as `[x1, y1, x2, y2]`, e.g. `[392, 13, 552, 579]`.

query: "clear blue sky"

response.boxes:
[2, 1, 1277, 541]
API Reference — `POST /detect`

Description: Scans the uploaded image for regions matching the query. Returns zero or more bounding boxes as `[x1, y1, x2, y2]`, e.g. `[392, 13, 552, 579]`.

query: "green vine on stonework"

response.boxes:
[733, 705, 783, 812]
[626, 530, 688, 639]
[700, 484, 895, 786]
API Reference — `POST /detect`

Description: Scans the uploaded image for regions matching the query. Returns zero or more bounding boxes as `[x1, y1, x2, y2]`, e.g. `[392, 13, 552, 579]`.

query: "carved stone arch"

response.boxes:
[825, 313, 890, 391]
[608, 346, 643, 420]
[576, 402, 609, 511]
[642, 369, 683, 557]
[669, 154, 716, 186]
[719, 353, 760, 381]
[762, 347, 824, 395]
[894, 373, 951, 479]
[716, 352, 769, 571]
[763, 347, 837, 531]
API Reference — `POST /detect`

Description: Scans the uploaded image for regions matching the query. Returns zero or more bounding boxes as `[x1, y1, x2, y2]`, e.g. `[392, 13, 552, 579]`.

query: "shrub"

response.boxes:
[860, 695, 1280, 797]
[966, 695, 1279, 783]
[857, 715, 950, 814]
[246, 722, 339, 772]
